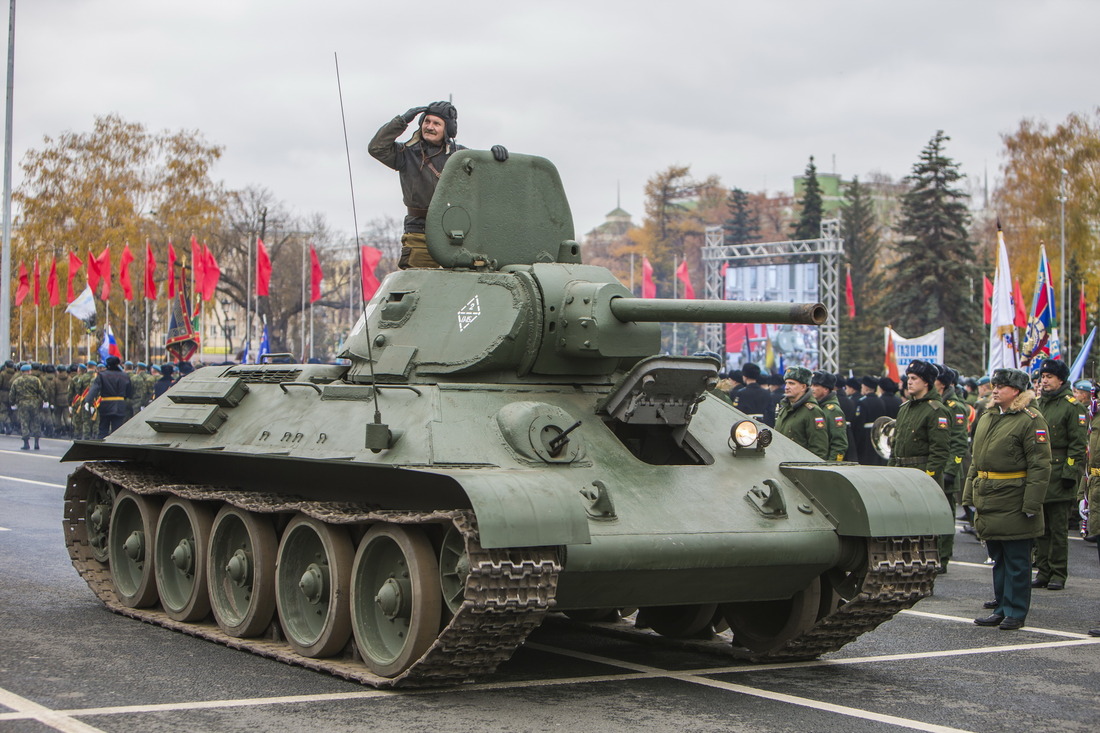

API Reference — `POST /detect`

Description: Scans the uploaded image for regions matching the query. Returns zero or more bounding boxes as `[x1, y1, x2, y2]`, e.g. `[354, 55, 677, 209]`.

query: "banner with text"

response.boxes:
[886, 327, 945, 370]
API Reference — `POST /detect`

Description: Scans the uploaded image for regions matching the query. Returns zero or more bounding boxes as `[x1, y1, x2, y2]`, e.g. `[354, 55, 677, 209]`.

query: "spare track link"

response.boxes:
[746, 535, 939, 662]
[63, 461, 561, 688]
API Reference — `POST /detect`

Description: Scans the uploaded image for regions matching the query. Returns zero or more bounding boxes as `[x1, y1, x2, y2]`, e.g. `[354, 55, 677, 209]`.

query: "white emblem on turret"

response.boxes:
[457, 295, 481, 332]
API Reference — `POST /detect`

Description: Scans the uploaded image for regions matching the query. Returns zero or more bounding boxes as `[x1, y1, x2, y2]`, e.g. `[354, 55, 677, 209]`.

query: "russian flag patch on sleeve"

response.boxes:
[1035, 429, 1048, 443]
[814, 416, 825, 429]
[937, 417, 949, 429]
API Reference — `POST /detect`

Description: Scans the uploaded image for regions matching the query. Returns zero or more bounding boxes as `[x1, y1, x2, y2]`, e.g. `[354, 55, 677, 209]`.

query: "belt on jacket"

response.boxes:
[977, 470, 1027, 480]
[892, 456, 928, 467]
[1050, 448, 1067, 457]
[100, 396, 125, 401]
[407, 207, 429, 218]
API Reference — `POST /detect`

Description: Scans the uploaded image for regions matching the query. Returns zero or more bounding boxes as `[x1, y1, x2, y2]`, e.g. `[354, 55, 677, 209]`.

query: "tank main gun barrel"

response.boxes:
[608, 298, 827, 326]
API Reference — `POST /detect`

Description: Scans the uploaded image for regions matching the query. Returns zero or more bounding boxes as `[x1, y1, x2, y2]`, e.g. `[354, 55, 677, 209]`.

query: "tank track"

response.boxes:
[63, 461, 561, 688]
[745, 535, 939, 662]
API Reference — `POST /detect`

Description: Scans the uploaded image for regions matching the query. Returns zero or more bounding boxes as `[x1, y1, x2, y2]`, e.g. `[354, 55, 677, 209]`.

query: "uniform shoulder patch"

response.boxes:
[825, 403, 837, 410]
[947, 400, 956, 407]
[1023, 407, 1040, 419]
[1067, 395, 1077, 403]
[1035, 428, 1048, 443]
[937, 416, 949, 429]
[1080, 413, 1088, 426]
[813, 416, 826, 429]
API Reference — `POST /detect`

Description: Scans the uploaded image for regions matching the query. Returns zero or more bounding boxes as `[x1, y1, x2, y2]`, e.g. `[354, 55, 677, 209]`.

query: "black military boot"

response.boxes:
[33, 437, 40, 450]
[21, 437, 30, 450]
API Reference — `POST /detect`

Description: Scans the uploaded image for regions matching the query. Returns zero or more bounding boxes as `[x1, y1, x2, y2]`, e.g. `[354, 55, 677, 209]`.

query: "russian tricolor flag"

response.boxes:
[98, 324, 123, 361]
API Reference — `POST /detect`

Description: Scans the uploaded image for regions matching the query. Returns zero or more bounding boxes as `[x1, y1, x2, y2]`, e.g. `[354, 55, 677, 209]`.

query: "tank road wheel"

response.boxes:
[351, 524, 442, 678]
[438, 524, 469, 615]
[153, 498, 214, 622]
[86, 479, 116, 563]
[637, 604, 719, 638]
[207, 506, 277, 637]
[275, 514, 354, 658]
[108, 490, 163, 608]
[721, 577, 822, 654]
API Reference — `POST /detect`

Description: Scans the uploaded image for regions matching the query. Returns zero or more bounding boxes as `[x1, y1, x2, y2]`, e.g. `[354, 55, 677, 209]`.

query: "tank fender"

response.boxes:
[456, 471, 591, 549]
[779, 463, 954, 537]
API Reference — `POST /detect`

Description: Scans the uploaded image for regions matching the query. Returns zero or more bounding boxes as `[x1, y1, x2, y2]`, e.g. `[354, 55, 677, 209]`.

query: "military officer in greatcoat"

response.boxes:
[774, 366, 830, 460]
[810, 371, 849, 461]
[85, 356, 133, 439]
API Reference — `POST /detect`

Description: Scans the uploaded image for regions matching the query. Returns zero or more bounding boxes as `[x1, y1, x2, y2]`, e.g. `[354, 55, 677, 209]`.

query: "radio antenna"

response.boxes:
[334, 52, 388, 449]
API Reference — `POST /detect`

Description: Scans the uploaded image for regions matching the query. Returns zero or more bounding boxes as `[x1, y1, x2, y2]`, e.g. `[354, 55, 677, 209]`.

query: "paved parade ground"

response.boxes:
[2, 433, 1098, 733]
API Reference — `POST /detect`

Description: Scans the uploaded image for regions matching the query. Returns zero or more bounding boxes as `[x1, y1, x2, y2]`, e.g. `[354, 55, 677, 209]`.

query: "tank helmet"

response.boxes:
[783, 366, 813, 385]
[990, 367, 1030, 392]
[905, 359, 938, 387]
[420, 101, 458, 139]
[1037, 358, 1069, 382]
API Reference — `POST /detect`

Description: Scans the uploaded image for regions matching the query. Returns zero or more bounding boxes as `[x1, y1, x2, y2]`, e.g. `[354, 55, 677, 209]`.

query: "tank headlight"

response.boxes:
[732, 420, 759, 448]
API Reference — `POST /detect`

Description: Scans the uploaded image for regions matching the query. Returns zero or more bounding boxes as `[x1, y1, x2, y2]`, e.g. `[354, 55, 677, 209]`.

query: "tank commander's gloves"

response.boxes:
[401, 106, 429, 124]
[491, 145, 509, 162]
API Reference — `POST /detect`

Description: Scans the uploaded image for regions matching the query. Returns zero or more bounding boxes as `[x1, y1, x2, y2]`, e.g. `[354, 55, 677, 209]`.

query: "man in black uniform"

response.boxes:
[85, 355, 133, 439]
[855, 375, 887, 465]
[835, 374, 859, 462]
[880, 376, 902, 418]
[732, 362, 774, 427]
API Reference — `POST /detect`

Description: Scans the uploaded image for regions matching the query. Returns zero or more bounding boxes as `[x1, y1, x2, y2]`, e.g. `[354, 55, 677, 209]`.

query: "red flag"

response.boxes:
[33, 257, 40, 305]
[190, 235, 205, 302]
[202, 244, 220, 301]
[1080, 282, 1088, 337]
[982, 275, 993, 325]
[845, 265, 857, 319]
[93, 245, 111, 300]
[310, 245, 323, 303]
[15, 262, 29, 305]
[256, 238, 271, 296]
[144, 240, 157, 299]
[1012, 278, 1027, 328]
[884, 328, 900, 382]
[119, 244, 135, 301]
[87, 251, 100, 295]
[675, 259, 695, 299]
[641, 256, 655, 299]
[67, 251, 82, 303]
[167, 241, 177, 298]
[360, 246, 382, 301]
[47, 256, 60, 307]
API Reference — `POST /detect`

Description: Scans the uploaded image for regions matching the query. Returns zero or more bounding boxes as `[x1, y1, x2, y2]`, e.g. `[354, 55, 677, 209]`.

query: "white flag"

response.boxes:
[65, 285, 96, 323]
[987, 230, 1018, 373]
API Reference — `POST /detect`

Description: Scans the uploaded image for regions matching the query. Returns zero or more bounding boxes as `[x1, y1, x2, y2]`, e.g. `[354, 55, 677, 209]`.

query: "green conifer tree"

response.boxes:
[882, 131, 982, 373]
[792, 156, 824, 240]
[838, 177, 884, 372]
[723, 187, 759, 245]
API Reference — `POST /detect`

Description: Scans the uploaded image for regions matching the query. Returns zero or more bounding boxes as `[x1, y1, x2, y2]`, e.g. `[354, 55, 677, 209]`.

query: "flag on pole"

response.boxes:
[87, 251, 100, 295]
[144, 241, 157, 299]
[98, 323, 123, 361]
[674, 259, 695, 299]
[190, 235, 205, 302]
[884, 327, 900, 382]
[202, 244, 220, 301]
[166, 261, 200, 361]
[67, 251, 83, 303]
[987, 228, 1019, 373]
[119, 244, 135, 301]
[1079, 282, 1088, 337]
[1069, 327, 1096, 383]
[256, 238, 271, 296]
[91, 246, 111, 301]
[15, 262, 29, 305]
[310, 245, 323, 303]
[65, 285, 97, 329]
[845, 265, 856, 319]
[32, 257, 40, 305]
[1022, 243, 1060, 369]
[1012, 278, 1027, 328]
[259, 319, 270, 358]
[641, 256, 655, 299]
[360, 246, 381, 301]
[982, 276, 993, 325]
[47, 256, 60, 307]
[167, 241, 177, 298]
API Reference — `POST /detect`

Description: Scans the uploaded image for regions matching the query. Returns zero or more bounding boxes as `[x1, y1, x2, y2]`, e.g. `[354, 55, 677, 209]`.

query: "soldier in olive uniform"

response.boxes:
[810, 371, 849, 461]
[70, 363, 96, 440]
[10, 364, 47, 450]
[964, 368, 1050, 631]
[0, 359, 15, 434]
[774, 366, 830, 460]
[1031, 358, 1087, 590]
[51, 365, 72, 437]
[934, 365, 973, 567]
[133, 362, 157, 410]
[889, 359, 952, 569]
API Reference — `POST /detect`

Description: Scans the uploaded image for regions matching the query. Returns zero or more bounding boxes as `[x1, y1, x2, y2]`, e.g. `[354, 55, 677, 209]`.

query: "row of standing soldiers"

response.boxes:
[0, 358, 166, 447]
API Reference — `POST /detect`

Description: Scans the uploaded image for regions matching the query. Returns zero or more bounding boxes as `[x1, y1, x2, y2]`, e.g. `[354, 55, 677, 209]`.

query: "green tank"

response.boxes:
[63, 150, 952, 688]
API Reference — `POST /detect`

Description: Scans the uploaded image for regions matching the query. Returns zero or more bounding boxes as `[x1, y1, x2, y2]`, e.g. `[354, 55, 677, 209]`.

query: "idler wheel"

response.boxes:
[721, 577, 822, 653]
[275, 514, 353, 658]
[154, 498, 214, 621]
[637, 604, 718, 638]
[437, 524, 470, 615]
[108, 490, 162, 608]
[207, 506, 277, 638]
[351, 523, 441, 678]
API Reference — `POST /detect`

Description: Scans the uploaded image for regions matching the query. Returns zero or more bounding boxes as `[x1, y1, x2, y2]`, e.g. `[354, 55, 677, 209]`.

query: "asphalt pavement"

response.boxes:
[1, 432, 1098, 733]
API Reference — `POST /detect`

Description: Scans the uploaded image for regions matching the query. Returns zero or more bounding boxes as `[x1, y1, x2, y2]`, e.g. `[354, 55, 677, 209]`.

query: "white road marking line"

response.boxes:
[0, 686, 107, 733]
[0, 474, 65, 489]
[900, 609, 1095, 638]
[0, 448, 63, 461]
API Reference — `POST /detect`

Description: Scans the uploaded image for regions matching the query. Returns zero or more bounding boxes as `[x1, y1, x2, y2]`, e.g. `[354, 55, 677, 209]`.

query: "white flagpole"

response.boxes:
[124, 300, 128, 361]
[300, 240, 306, 361]
[50, 307, 54, 363]
[246, 235, 253, 363]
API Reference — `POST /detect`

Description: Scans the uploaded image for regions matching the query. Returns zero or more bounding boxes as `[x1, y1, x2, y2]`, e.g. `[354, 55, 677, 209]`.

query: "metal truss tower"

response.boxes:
[701, 220, 844, 372]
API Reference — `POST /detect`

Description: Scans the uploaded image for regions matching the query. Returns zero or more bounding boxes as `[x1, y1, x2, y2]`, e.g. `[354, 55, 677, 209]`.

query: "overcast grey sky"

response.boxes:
[7, 0, 1097, 242]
